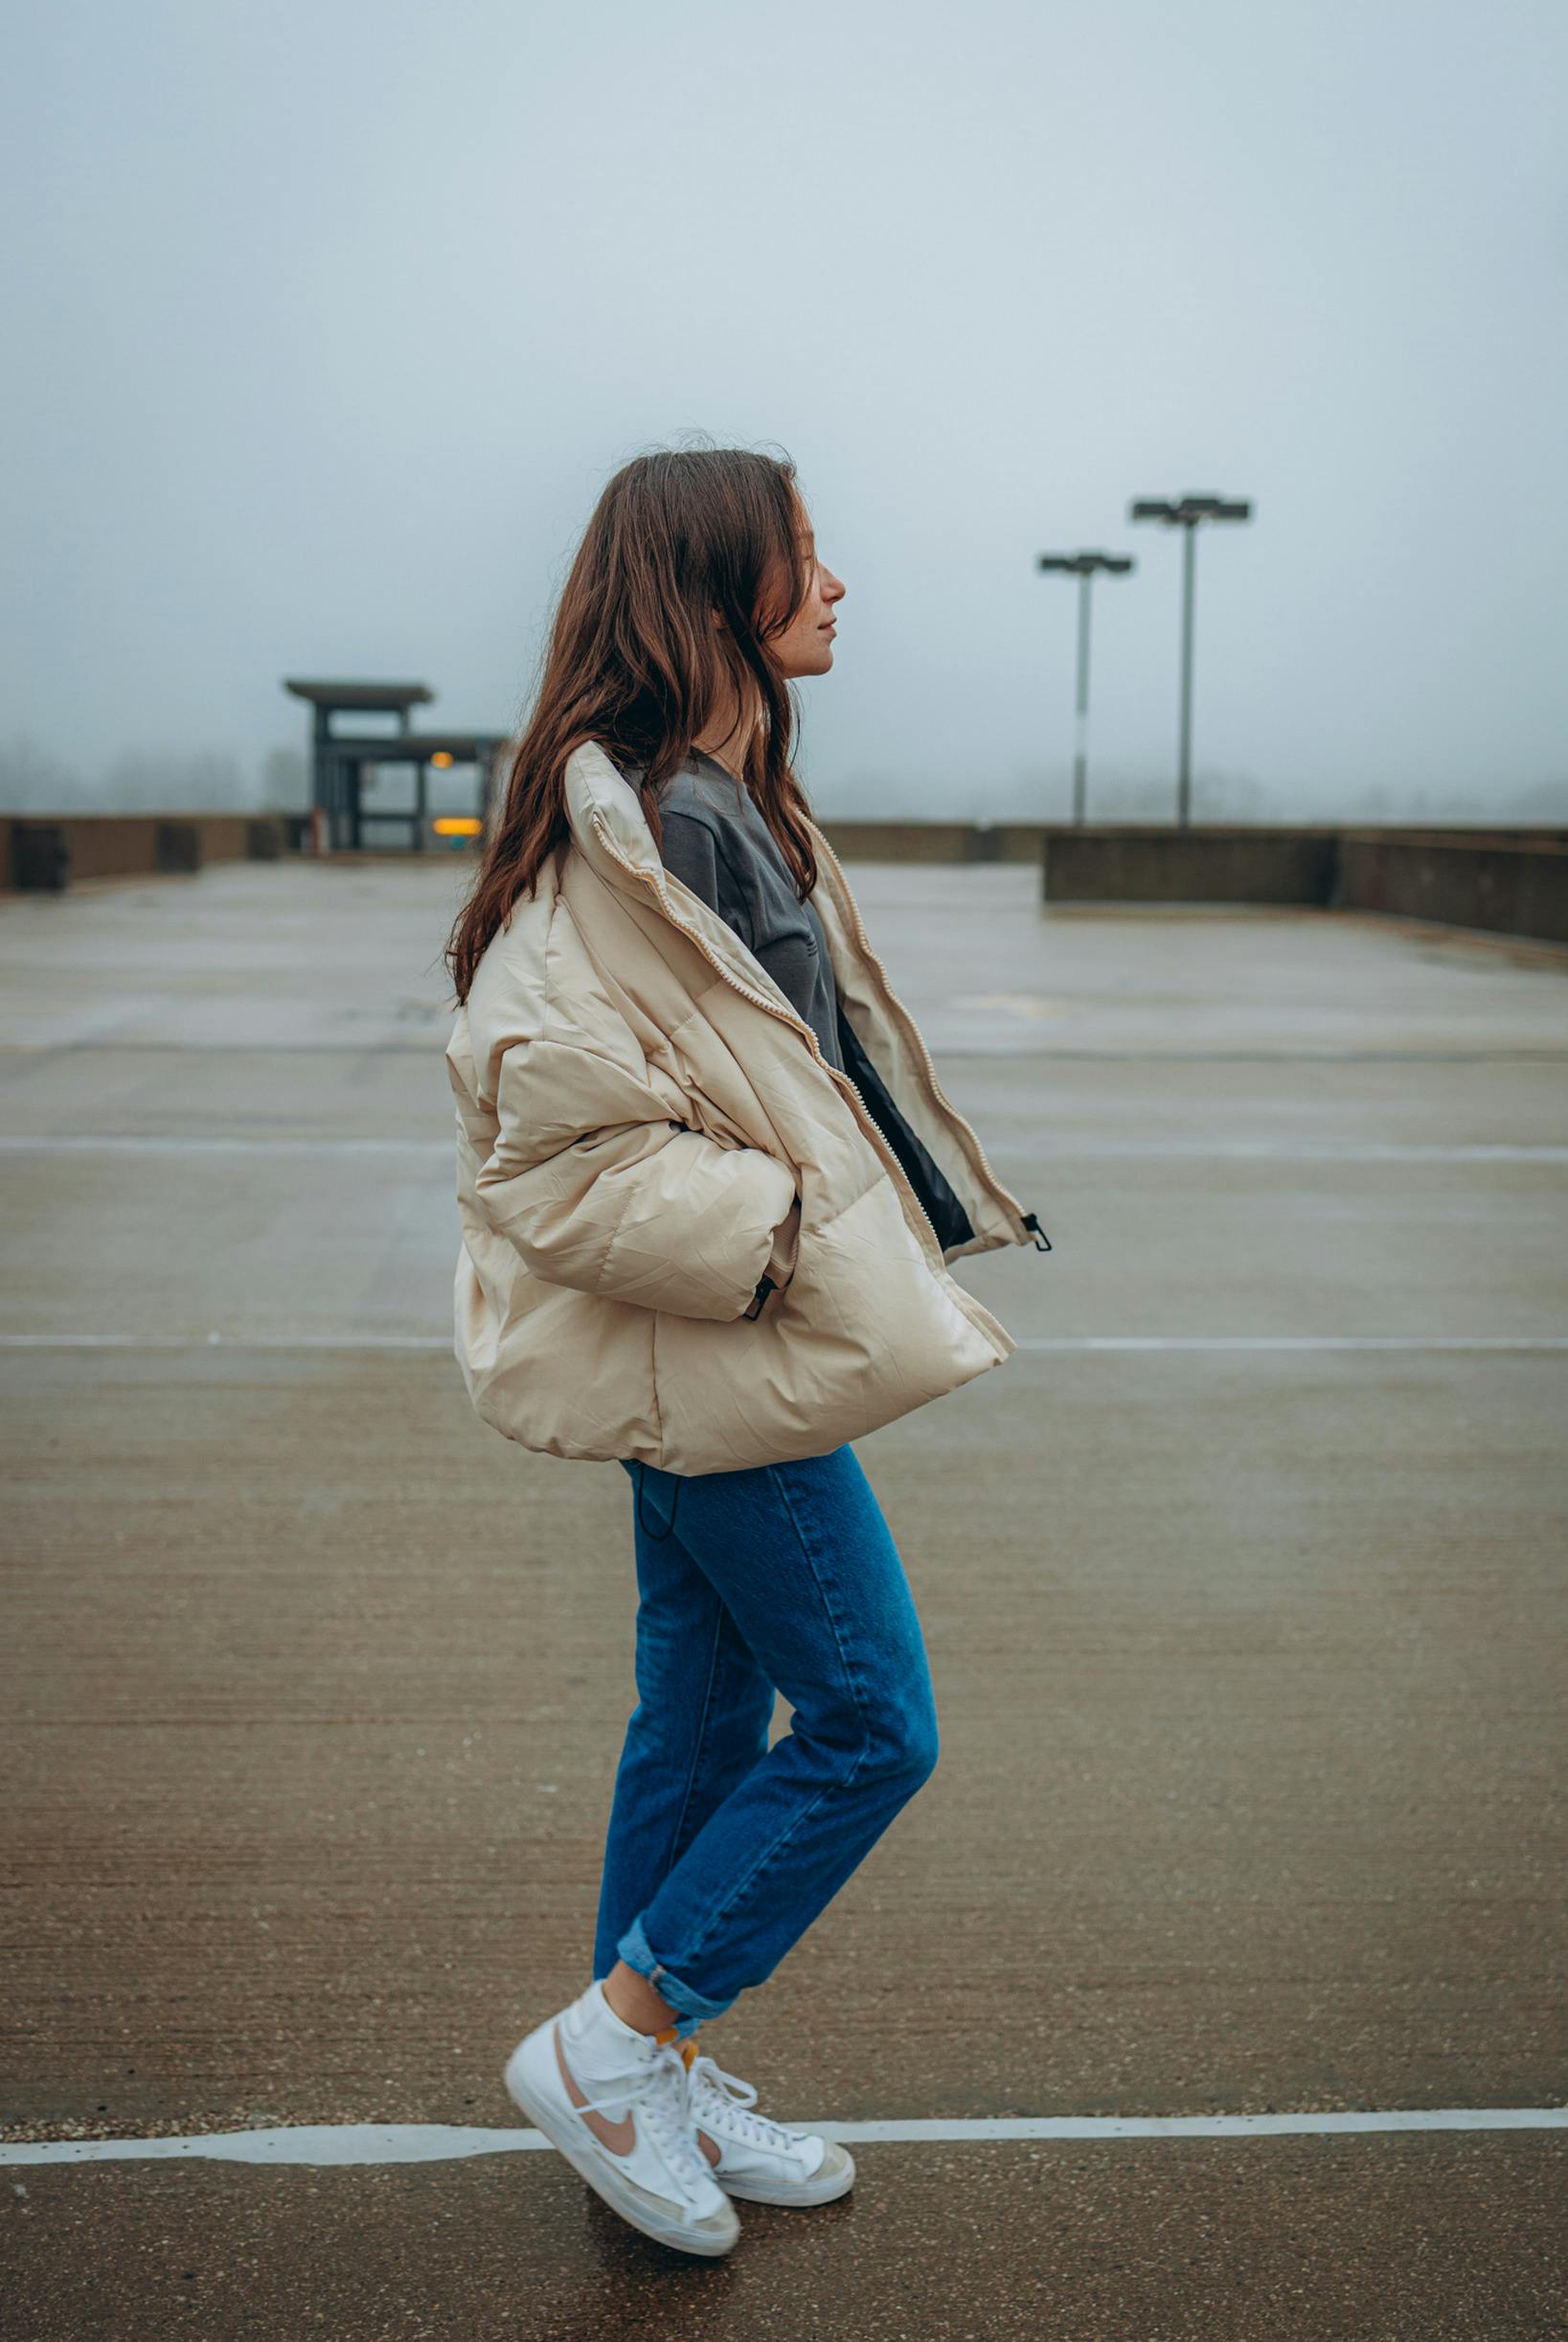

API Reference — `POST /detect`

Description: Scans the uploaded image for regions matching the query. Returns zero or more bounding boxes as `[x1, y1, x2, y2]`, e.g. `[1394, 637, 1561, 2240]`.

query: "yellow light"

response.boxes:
[431, 751, 455, 769]
[433, 816, 483, 838]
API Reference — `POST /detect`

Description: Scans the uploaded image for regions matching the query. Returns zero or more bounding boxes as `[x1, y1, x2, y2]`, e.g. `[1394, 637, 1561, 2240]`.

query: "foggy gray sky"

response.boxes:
[4, 0, 1565, 822]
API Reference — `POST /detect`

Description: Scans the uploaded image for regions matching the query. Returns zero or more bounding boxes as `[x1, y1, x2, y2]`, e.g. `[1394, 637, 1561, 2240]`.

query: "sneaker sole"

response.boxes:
[716, 2144, 857, 2207]
[504, 2034, 740, 2259]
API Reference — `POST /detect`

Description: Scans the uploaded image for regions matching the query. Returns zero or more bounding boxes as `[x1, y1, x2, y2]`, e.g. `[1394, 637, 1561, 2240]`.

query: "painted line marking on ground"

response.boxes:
[0, 1136, 452, 1156]
[995, 1143, 1568, 1163]
[0, 1333, 457, 1350]
[5, 2109, 1566, 2169]
[4, 1045, 1565, 1063]
[1011, 1335, 1568, 1352]
[2, 1135, 1567, 1164]
[3, 1334, 1567, 1354]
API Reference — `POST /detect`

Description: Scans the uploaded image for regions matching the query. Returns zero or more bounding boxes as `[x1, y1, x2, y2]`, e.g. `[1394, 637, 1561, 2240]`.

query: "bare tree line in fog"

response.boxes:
[0, 738, 306, 815]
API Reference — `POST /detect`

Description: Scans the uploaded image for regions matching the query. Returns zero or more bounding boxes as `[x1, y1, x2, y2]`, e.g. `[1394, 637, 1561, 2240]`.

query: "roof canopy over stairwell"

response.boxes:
[284, 680, 435, 716]
[283, 678, 507, 851]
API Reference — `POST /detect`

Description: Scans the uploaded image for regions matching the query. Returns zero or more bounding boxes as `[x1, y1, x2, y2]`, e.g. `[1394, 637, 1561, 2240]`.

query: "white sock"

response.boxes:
[560, 1979, 665, 2086]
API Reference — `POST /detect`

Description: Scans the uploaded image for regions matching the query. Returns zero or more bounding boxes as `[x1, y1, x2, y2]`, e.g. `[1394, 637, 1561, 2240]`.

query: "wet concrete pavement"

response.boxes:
[3, 858, 1565, 2336]
[10, 2138, 1567, 2340]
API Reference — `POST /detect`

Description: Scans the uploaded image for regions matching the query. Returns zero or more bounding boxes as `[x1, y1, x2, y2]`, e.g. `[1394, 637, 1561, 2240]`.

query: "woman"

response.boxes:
[443, 446, 1050, 2257]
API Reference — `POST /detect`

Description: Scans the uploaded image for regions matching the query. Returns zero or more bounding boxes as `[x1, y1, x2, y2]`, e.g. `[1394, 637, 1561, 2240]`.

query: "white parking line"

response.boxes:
[0, 1136, 450, 1156]
[0, 1333, 456, 1350]
[1012, 1335, 1568, 1352]
[2, 1136, 1568, 1163]
[2, 1333, 1566, 1353]
[1003, 1143, 1568, 1162]
[4, 2107, 1565, 2169]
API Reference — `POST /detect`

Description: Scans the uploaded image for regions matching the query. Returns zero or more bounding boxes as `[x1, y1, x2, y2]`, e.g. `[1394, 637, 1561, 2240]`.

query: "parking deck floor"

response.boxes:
[3, 858, 1565, 2338]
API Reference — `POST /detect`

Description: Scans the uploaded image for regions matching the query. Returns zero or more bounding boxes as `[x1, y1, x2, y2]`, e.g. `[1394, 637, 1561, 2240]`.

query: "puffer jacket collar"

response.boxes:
[564, 739, 801, 1012]
[562, 740, 1047, 1265]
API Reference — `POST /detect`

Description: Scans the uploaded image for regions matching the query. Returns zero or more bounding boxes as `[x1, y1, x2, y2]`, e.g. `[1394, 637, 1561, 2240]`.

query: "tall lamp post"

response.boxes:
[1035, 550, 1135, 827]
[1128, 493, 1253, 827]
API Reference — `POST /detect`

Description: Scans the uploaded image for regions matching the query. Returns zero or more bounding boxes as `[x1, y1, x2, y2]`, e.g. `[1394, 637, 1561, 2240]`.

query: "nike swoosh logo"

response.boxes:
[554, 2021, 637, 2156]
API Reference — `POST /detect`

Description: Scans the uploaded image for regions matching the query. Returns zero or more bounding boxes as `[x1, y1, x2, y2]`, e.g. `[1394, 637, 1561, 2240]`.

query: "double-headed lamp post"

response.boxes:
[1035, 550, 1135, 827]
[1128, 492, 1253, 828]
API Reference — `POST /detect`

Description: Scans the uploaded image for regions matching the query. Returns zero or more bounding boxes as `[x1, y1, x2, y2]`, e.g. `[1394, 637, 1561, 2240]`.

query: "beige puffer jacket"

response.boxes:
[444, 740, 1050, 1474]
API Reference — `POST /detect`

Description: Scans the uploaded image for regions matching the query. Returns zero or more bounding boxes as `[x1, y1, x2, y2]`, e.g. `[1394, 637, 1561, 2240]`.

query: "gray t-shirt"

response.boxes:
[642, 751, 844, 1074]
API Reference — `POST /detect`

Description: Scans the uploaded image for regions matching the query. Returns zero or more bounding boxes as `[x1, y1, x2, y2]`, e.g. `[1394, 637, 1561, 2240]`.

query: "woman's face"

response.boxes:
[765, 503, 846, 679]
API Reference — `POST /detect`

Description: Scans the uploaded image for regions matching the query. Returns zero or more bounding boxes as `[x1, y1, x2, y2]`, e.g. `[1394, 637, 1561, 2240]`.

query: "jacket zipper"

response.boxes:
[591, 815, 955, 1272]
[808, 825, 1035, 1238]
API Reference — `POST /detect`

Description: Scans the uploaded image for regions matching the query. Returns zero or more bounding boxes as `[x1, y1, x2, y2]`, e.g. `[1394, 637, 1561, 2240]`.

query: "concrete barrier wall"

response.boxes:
[1037, 823, 1567, 945]
[6, 815, 284, 891]
[1042, 825, 1343, 906]
[821, 820, 1567, 877]
[1338, 831, 1568, 945]
[7, 810, 1565, 947]
[819, 820, 1045, 864]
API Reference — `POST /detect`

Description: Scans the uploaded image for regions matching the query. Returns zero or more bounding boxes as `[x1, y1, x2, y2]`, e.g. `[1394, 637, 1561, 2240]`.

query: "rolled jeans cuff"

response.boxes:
[616, 1914, 735, 2037]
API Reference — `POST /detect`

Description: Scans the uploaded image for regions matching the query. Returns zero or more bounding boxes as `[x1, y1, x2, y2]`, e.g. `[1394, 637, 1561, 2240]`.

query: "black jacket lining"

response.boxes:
[835, 1006, 976, 1253]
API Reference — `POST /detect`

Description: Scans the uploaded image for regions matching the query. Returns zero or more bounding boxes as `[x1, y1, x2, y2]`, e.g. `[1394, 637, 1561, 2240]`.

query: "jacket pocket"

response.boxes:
[763, 1195, 803, 1289]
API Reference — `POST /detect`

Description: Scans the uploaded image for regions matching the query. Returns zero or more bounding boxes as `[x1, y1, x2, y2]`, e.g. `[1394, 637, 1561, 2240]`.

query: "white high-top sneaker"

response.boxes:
[504, 1981, 740, 2257]
[683, 2043, 856, 2206]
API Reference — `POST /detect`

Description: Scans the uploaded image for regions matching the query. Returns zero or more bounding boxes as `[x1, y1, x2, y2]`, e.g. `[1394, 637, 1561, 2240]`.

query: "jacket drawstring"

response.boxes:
[633, 1459, 683, 1543]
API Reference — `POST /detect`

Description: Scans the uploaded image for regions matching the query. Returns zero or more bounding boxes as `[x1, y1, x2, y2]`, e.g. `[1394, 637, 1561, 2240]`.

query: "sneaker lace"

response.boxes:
[574, 2041, 714, 2201]
[687, 2052, 807, 2154]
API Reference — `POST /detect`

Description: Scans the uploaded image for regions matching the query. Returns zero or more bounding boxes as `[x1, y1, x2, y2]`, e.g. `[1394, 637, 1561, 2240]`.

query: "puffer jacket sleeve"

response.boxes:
[470, 1033, 802, 1321]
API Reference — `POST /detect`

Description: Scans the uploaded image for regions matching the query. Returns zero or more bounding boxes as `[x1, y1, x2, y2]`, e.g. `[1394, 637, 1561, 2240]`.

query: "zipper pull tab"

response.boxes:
[1021, 1212, 1053, 1253]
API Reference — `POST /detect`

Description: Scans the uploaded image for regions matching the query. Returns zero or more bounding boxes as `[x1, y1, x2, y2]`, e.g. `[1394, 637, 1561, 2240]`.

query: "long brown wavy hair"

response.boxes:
[445, 445, 821, 1004]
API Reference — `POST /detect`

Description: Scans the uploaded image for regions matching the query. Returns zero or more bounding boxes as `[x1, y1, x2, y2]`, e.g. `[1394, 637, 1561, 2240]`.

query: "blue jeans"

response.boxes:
[592, 1444, 940, 2038]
